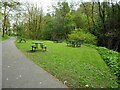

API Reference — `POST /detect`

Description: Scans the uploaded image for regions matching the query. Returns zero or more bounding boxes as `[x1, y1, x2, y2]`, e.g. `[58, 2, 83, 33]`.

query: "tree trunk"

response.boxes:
[82, 2, 90, 31]
[114, 39, 120, 51]
[2, 6, 7, 37]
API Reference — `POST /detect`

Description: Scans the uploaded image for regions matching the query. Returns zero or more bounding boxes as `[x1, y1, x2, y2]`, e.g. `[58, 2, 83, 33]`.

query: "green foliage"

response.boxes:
[72, 11, 88, 29]
[14, 23, 27, 39]
[41, 29, 52, 40]
[96, 47, 120, 77]
[42, 14, 55, 40]
[1, 0, 21, 37]
[64, 13, 75, 33]
[94, 2, 120, 51]
[14, 4, 44, 40]
[6, 1, 120, 51]
[68, 29, 97, 44]
[16, 24, 23, 35]
[49, 1, 75, 40]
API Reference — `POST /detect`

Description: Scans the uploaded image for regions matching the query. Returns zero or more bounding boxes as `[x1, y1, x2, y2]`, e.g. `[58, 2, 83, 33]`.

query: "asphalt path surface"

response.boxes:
[2, 37, 67, 88]
[0, 40, 2, 89]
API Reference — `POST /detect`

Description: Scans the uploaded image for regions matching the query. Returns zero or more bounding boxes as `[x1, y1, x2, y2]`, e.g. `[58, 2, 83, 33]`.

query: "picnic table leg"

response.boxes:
[35, 43, 38, 48]
[23, 39, 26, 42]
[72, 43, 75, 47]
[44, 46, 47, 51]
[34, 47, 36, 51]
[32, 46, 36, 52]
[32, 46, 34, 51]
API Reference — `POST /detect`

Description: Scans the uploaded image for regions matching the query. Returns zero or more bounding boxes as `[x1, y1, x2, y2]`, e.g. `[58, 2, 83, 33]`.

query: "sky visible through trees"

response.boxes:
[1, 0, 120, 51]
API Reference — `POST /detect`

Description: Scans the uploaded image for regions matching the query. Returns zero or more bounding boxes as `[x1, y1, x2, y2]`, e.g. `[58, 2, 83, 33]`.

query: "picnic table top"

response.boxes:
[32, 41, 43, 44]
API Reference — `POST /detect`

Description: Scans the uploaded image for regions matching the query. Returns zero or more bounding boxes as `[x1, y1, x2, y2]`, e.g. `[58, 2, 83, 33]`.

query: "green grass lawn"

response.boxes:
[15, 40, 118, 88]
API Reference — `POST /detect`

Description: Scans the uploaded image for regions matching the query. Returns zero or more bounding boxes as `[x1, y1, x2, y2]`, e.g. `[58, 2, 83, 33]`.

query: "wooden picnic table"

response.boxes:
[67, 40, 84, 47]
[31, 41, 47, 51]
[32, 42, 43, 48]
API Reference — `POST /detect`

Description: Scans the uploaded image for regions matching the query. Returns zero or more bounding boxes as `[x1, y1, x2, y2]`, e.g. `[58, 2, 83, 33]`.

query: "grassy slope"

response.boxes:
[16, 40, 118, 88]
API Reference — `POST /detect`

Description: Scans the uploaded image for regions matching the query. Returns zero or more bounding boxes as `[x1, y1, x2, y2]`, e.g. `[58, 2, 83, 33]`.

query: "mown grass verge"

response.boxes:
[15, 39, 118, 88]
[86, 44, 120, 87]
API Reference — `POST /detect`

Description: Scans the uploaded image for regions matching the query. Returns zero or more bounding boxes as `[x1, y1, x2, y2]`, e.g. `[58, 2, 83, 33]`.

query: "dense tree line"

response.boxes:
[1, 0, 21, 37]
[1, 1, 120, 51]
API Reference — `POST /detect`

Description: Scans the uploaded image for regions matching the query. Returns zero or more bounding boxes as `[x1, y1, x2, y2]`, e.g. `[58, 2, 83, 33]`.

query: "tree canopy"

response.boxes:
[1, 1, 120, 51]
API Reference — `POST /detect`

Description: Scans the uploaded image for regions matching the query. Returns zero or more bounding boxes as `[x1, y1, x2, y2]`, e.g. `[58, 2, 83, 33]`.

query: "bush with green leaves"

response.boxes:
[97, 47, 119, 76]
[68, 29, 97, 44]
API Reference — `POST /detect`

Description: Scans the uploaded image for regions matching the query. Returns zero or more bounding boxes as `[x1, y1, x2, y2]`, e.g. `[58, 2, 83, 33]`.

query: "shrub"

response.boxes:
[68, 29, 97, 45]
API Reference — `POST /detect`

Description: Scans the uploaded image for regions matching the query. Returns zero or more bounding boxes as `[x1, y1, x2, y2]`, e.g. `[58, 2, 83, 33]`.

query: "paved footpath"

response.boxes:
[2, 37, 67, 88]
